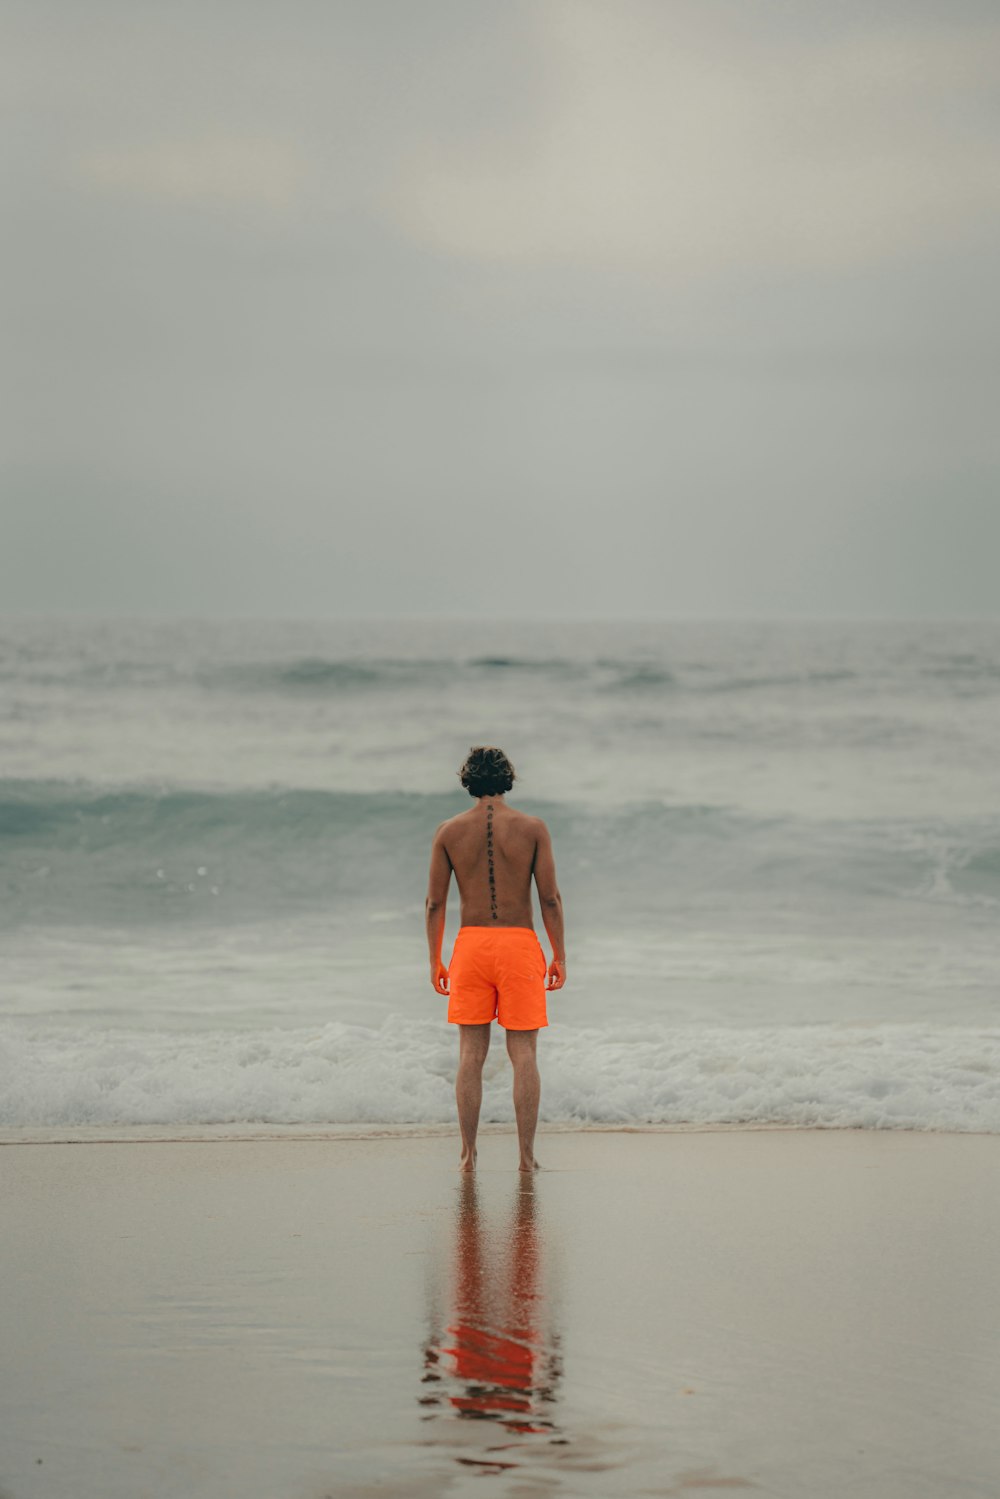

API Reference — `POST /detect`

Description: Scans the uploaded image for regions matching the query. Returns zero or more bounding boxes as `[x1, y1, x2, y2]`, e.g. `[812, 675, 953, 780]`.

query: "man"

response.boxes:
[425, 746, 566, 1173]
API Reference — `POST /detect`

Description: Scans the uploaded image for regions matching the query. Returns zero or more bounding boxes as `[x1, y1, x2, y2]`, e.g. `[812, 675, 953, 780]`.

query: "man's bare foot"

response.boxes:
[518, 1155, 540, 1172]
[458, 1145, 477, 1172]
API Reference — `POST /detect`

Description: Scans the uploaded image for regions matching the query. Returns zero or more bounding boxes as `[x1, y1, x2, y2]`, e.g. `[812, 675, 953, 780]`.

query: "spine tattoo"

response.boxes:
[486, 802, 498, 920]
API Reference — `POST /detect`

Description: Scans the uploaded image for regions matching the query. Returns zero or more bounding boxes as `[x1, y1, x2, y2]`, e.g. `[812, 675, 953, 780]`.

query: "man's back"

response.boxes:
[438, 798, 554, 930]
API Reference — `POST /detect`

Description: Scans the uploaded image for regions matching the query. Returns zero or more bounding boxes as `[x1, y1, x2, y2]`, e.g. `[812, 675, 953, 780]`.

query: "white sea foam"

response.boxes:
[2, 1019, 998, 1133]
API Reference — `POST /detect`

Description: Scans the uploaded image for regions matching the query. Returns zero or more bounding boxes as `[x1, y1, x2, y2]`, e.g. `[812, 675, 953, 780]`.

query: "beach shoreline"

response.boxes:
[0, 1118, 875, 1145]
[3, 1128, 998, 1497]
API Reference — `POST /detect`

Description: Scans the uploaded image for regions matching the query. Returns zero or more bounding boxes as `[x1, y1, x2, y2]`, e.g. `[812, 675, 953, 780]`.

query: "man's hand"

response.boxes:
[545, 958, 566, 991]
[431, 961, 449, 996]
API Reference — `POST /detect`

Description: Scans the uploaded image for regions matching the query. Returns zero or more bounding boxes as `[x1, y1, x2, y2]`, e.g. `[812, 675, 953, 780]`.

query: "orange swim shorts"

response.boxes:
[447, 926, 548, 1031]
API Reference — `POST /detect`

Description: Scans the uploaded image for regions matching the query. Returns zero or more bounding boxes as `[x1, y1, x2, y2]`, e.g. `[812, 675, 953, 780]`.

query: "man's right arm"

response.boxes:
[532, 819, 566, 991]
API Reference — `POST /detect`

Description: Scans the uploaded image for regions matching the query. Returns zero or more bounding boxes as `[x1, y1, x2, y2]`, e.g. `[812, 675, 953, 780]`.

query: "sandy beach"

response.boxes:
[2, 1126, 998, 1498]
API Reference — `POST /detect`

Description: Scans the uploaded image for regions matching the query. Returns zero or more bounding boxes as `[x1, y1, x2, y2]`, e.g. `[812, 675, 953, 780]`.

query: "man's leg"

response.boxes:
[456, 1022, 491, 1171]
[505, 1028, 541, 1172]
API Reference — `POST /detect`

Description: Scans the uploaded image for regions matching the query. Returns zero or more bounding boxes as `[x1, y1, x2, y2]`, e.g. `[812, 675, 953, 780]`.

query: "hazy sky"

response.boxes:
[4, 0, 999, 618]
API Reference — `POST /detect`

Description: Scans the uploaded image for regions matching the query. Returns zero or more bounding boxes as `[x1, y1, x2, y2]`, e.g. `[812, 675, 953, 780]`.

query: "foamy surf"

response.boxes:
[2, 1018, 998, 1133]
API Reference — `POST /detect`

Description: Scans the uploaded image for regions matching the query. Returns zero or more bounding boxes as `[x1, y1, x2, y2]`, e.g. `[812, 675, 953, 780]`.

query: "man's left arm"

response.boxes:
[425, 826, 452, 994]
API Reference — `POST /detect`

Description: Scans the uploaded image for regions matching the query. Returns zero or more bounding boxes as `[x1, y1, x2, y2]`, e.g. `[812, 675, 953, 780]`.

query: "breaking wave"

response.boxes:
[2, 1017, 998, 1133]
[4, 779, 1000, 928]
[3, 779, 998, 930]
[9, 649, 996, 696]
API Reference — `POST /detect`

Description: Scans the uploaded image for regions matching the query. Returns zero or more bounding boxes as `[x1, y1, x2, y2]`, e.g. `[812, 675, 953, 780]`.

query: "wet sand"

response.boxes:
[1, 1128, 998, 1498]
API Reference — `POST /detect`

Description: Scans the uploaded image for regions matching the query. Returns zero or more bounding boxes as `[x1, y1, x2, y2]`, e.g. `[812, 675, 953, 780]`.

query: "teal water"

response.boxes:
[1, 617, 998, 1129]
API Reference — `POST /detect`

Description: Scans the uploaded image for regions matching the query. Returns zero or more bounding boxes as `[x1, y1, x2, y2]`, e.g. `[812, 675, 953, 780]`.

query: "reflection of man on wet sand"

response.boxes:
[420, 1172, 563, 1459]
[425, 747, 567, 1173]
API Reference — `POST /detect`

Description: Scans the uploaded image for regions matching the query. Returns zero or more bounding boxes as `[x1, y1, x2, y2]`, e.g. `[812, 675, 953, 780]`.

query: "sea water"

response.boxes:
[1, 616, 997, 1131]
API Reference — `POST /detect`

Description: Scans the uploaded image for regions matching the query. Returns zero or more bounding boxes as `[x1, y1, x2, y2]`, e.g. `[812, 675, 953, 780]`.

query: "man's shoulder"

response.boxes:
[509, 808, 547, 836]
[432, 806, 546, 836]
[433, 808, 473, 839]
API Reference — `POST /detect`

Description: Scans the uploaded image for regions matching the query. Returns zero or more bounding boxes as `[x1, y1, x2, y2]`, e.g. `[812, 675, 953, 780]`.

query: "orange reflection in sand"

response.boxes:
[421, 1172, 562, 1443]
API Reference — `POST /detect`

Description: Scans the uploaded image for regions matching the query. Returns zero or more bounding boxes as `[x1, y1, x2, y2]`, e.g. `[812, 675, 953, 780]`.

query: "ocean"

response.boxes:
[2, 616, 998, 1132]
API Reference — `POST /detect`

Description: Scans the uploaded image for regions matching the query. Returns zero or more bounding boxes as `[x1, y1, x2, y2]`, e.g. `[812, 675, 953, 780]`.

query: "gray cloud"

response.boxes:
[3, 0, 998, 618]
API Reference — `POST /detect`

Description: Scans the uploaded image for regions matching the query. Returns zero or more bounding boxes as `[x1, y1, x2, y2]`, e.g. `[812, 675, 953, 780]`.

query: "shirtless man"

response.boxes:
[425, 746, 566, 1173]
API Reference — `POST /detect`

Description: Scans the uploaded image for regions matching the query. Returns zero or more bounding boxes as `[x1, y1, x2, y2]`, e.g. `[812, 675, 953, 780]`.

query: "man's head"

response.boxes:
[458, 745, 516, 799]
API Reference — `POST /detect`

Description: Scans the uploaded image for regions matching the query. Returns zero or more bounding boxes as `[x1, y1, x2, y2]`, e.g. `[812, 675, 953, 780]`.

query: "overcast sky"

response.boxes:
[3, 0, 999, 619]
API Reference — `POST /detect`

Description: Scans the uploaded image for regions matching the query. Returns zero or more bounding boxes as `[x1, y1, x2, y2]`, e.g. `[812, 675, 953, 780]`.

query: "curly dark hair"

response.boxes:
[458, 745, 516, 799]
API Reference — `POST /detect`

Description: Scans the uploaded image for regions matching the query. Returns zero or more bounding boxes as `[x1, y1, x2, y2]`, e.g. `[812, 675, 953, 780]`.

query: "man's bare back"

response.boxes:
[426, 796, 566, 992]
[443, 800, 546, 927]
